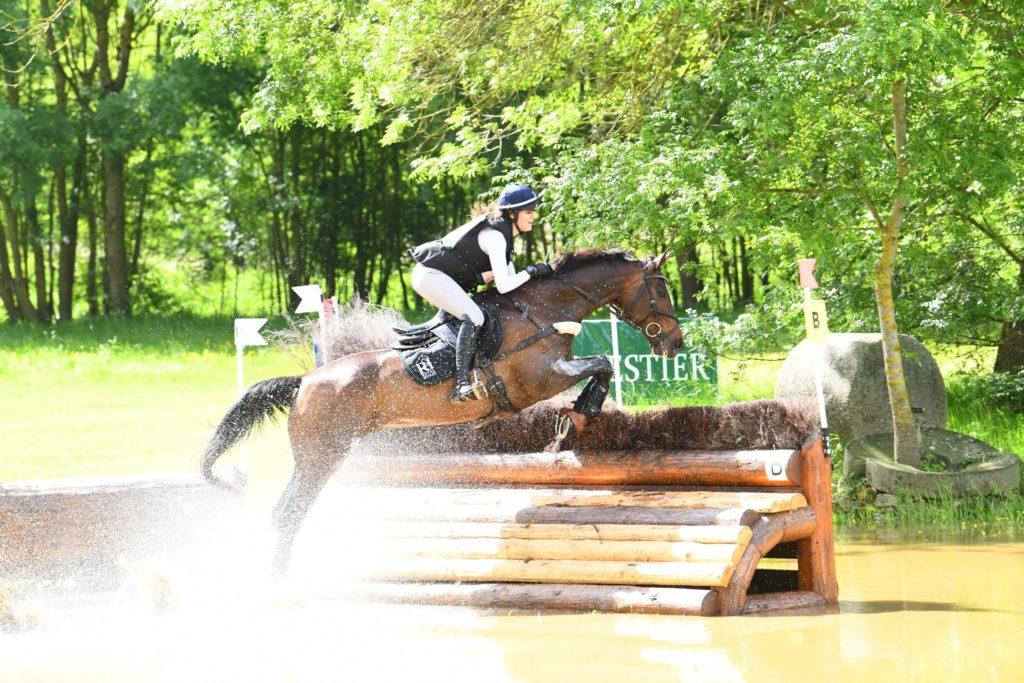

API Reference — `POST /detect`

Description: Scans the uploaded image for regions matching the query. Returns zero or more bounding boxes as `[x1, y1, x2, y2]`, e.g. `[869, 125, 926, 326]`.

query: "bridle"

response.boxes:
[551, 260, 681, 351]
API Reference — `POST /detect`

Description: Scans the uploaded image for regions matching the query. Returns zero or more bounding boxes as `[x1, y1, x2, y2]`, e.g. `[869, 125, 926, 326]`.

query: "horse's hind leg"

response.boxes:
[271, 429, 354, 576]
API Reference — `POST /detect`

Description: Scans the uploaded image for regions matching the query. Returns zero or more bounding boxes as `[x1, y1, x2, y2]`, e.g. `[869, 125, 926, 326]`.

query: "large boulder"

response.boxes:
[774, 333, 947, 448]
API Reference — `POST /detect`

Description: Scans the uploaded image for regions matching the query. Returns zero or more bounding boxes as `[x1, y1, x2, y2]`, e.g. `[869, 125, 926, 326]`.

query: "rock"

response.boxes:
[874, 493, 898, 508]
[850, 428, 1021, 497]
[775, 333, 947, 475]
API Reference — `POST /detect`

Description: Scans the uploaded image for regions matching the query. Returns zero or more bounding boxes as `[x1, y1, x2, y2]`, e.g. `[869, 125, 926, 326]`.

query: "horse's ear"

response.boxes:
[649, 251, 670, 269]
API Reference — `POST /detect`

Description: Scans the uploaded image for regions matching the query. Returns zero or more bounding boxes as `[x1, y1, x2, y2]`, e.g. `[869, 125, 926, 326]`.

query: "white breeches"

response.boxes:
[411, 264, 485, 326]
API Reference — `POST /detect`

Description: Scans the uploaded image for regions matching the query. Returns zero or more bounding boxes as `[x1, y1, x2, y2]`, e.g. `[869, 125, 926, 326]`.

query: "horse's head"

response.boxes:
[613, 252, 684, 358]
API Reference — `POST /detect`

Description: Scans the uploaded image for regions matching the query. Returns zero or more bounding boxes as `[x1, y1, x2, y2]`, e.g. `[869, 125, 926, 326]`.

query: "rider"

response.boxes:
[409, 182, 553, 402]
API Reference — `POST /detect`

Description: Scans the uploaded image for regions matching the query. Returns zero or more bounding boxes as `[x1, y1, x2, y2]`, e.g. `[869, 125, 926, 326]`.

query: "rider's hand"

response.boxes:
[481, 271, 495, 284]
[526, 262, 553, 278]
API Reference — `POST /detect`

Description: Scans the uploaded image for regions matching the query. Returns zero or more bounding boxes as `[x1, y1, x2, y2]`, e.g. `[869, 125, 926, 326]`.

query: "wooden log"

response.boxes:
[741, 591, 831, 615]
[526, 489, 807, 513]
[354, 557, 737, 587]
[345, 521, 753, 544]
[343, 449, 803, 488]
[796, 437, 839, 603]
[344, 502, 761, 527]
[341, 582, 720, 616]
[0, 473, 238, 581]
[713, 504, 816, 616]
[338, 486, 806, 514]
[351, 537, 748, 563]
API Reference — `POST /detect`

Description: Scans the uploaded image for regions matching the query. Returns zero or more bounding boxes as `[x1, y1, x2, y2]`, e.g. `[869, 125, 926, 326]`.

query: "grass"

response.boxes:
[0, 315, 300, 501]
[2, 315, 1022, 531]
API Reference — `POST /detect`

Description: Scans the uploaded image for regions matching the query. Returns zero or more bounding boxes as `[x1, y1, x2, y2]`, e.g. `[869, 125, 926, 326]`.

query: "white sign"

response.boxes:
[292, 285, 324, 314]
[234, 318, 268, 348]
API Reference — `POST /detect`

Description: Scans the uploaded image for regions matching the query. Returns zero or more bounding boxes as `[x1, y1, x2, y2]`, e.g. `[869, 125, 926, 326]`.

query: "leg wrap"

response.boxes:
[573, 375, 611, 418]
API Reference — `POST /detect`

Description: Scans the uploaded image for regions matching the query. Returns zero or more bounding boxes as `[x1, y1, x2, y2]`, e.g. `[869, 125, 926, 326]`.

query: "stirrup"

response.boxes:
[452, 371, 488, 403]
[452, 382, 477, 403]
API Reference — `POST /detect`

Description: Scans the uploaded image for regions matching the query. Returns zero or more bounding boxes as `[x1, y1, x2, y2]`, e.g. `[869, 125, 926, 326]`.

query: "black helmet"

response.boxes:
[496, 183, 540, 211]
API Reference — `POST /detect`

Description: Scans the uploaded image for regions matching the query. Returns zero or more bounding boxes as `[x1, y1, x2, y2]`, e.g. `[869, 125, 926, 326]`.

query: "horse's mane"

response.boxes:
[550, 248, 639, 274]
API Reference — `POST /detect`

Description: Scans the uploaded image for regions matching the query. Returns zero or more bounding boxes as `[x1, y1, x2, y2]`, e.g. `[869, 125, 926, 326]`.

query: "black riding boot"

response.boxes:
[452, 316, 481, 402]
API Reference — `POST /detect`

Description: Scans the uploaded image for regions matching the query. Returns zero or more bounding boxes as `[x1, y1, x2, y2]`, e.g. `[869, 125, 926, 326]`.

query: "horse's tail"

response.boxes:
[201, 376, 303, 493]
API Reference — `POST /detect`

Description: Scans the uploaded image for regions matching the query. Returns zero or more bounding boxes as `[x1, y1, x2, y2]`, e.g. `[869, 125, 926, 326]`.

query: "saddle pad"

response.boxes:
[398, 308, 503, 386]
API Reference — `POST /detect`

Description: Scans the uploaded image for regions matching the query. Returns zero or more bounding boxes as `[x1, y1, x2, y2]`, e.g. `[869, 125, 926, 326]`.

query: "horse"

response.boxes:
[201, 248, 684, 573]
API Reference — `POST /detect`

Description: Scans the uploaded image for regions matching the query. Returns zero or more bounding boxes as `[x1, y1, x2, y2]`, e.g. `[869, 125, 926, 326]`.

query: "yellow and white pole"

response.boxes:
[798, 258, 831, 458]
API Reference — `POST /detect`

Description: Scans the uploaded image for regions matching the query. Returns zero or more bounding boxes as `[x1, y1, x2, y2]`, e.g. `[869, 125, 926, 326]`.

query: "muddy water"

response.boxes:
[2, 537, 1023, 682]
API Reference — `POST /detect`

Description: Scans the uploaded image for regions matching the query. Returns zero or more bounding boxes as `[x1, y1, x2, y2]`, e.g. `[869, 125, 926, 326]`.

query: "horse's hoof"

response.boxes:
[557, 407, 588, 435]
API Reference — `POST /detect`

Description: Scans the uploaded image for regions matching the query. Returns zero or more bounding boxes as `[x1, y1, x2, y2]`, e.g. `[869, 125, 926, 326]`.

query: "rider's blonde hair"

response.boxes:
[471, 201, 502, 220]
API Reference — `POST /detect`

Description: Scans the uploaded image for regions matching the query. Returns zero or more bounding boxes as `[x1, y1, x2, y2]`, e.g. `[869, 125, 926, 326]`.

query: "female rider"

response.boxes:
[409, 183, 552, 402]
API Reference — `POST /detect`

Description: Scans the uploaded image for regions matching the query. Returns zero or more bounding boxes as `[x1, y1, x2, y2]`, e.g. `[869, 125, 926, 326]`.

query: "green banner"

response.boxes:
[572, 318, 717, 402]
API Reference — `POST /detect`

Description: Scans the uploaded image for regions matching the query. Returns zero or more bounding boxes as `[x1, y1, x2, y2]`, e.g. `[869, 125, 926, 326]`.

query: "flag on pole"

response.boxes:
[292, 285, 323, 314]
[798, 258, 819, 289]
[234, 318, 268, 348]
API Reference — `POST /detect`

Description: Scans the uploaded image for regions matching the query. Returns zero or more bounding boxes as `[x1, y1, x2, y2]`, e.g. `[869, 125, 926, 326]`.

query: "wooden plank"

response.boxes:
[350, 537, 748, 563]
[343, 449, 802, 488]
[353, 557, 736, 587]
[346, 521, 753, 544]
[340, 582, 720, 616]
[340, 487, 806, 514]
[796, 437, 839, 603]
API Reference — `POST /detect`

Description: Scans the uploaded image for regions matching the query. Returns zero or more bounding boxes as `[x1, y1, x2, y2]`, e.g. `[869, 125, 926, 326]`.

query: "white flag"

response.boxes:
[234, 318, 268, 348]
[293, 285, 323, 314]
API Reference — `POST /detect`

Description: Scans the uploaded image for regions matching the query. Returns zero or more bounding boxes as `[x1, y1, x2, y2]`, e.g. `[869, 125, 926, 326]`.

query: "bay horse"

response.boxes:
[201, 248, 684, 573]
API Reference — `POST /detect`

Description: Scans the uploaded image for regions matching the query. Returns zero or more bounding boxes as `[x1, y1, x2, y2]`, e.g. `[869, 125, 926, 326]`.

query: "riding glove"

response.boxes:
[526, 262, 553, 278]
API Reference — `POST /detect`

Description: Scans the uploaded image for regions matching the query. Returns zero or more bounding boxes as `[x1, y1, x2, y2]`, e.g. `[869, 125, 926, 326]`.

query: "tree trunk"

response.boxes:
[2, 195, 42, 322]
[673, 241, 702, 310]
[102, 150, 130, 314]
[129, 147, 154, 288]
[875, 79, 921, 467]
[26, 200, 51, 322]
[86, 178, 99, 317]
[994, 261, 1024, 372]
[0, 213, 19, 322]
[739, 235, 754, 303]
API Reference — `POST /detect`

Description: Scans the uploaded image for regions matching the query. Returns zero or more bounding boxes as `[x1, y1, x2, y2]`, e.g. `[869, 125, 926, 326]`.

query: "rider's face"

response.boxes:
[514, 210, 536, 233]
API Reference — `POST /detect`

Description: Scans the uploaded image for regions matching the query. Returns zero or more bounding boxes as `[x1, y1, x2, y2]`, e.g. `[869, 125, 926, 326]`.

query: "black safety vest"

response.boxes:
[409, 216, 515, 291]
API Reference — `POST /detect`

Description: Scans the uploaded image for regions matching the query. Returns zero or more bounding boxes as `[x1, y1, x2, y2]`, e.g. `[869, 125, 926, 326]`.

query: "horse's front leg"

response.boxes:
[550, 355, 614, 418]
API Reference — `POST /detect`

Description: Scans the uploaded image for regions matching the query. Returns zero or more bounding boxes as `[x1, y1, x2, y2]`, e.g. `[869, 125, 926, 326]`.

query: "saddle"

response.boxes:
[393, 307, 503, 386]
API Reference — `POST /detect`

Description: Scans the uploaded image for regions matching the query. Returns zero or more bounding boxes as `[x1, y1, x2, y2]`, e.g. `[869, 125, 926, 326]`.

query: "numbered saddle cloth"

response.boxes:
[393, 307, 503, 386]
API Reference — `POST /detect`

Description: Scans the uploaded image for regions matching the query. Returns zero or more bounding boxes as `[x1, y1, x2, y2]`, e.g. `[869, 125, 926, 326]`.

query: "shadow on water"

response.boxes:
[840, 600, 999, 614]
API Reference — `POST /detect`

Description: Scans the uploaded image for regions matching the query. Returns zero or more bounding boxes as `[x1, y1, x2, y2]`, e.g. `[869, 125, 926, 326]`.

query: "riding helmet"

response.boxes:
[497, 183, 540, 211]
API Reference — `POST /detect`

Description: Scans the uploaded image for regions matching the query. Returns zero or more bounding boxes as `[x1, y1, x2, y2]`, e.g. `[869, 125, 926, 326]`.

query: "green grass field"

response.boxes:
[2, 315, 1022, 527]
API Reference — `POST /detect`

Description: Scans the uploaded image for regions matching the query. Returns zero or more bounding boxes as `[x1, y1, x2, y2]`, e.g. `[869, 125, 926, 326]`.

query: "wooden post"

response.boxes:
[796, 436, 839, 603]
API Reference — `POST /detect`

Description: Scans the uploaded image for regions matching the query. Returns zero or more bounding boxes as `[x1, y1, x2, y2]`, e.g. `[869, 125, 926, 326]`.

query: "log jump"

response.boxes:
[333, 399, 839, 616]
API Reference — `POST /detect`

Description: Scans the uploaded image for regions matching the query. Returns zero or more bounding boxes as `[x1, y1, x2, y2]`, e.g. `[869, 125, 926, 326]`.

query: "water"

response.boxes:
[2, 535, 1022, 682]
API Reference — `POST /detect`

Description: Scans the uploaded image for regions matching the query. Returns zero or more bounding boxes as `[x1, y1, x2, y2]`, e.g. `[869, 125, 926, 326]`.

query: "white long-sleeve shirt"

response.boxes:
[478, 227, 530, 293]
